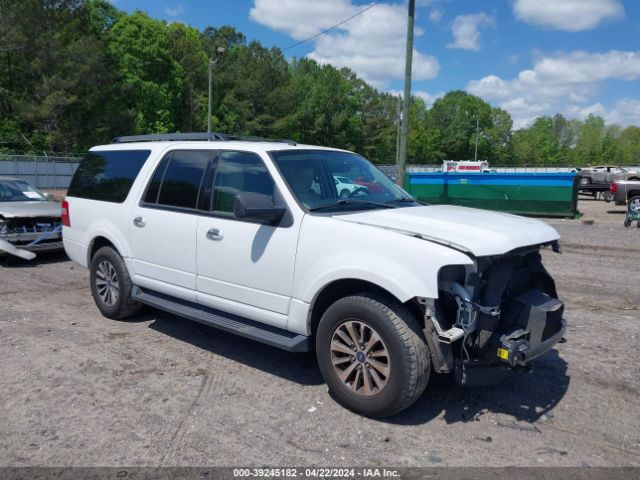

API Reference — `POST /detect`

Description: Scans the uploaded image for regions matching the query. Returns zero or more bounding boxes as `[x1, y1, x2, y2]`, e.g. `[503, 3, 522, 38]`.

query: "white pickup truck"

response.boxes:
[62, 133, 566, 417]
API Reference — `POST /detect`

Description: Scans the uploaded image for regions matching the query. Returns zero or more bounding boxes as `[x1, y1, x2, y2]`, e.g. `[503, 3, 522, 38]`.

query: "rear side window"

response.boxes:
[68, 150, 151, 203]
[212, 151, 275, 213]
[143, 150, 211, 210]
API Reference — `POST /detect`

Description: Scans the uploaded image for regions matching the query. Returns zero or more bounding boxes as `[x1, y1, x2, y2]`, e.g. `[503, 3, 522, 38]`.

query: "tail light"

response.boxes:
[610, 183, 618, 193]
[61, 199, 70, 227]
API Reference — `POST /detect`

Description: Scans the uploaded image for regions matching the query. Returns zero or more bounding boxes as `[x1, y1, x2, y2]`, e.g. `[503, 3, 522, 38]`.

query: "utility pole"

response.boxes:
[474, 118, 480, 161]
[207, 47, 226, 137]
[207, 58, 213, 136]
[397, 0, 415, 187]
[395, 96, 402, 166]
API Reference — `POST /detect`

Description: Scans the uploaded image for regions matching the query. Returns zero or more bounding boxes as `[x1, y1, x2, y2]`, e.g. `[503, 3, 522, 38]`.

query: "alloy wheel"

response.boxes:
[95, 260, 119, 307]
[330, 320, 391, 396]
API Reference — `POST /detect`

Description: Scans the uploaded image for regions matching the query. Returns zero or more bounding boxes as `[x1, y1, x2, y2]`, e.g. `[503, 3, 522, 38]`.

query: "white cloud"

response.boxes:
[466, 50, 640, 127]
[429, 9, 443, 23]
[164, 4, 184, 17]
[250, 0, 355, 40]
[446, 13, 495, 51]
[603, 98, 640, 126]
[414, 90, 445, 108]
[250, 0, 440, 88]
[513, 0, 624, 31]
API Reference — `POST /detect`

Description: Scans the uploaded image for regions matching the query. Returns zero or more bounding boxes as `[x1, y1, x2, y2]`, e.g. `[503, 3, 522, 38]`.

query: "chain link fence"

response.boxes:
[0, 154, 81, 190]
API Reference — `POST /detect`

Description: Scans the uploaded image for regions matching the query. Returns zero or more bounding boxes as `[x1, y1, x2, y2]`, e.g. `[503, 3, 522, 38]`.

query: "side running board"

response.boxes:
[131, 286, 311, 352]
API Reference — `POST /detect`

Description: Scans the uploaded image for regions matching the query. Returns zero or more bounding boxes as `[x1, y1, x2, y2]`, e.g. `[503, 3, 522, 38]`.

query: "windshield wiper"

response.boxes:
[384, 197, 416, 205]
[309, 199, 398, 212]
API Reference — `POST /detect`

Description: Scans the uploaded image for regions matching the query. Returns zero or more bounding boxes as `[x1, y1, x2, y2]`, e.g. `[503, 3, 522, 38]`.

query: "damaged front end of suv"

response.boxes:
[422, 241, 566, 386]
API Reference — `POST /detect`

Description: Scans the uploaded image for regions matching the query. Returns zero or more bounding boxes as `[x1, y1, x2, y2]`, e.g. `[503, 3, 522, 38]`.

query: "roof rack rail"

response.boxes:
[111, 132, 229, 143]
[225, 135, 297, 146]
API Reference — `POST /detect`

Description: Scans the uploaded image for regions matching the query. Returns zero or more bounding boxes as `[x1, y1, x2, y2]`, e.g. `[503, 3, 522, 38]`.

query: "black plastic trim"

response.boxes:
[131, 286, 311, 352]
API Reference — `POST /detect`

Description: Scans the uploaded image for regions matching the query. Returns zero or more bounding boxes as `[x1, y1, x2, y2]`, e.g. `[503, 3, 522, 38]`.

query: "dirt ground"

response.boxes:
[0, 198, 638, 467]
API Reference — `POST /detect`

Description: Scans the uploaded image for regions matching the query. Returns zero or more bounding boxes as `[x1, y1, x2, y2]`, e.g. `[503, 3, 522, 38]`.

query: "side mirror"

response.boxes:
[234, 192, 286, 225]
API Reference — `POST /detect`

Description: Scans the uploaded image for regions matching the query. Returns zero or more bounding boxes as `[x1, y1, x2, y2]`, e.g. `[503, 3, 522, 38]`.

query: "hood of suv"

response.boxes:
[0, 201, 62, 218]
[335, 204, 560, 256]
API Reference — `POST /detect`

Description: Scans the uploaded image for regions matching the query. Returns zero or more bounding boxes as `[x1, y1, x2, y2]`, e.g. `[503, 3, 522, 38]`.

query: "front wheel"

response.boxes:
[90, 246, 142, 320]
[316, 293, 430, 417]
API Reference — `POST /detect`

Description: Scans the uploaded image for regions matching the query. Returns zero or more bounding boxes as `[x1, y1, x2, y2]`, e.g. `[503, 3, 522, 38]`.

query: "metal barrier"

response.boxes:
[0, 154, 81, 189]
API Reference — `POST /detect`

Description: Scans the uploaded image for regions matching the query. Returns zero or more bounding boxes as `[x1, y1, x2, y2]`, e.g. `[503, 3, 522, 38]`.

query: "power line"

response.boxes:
[283, 1, 383, 52]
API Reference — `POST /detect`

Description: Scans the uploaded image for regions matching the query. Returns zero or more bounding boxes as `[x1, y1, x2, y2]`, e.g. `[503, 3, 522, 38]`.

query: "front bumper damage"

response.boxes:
[0, 218, 62, 260]
[423, 248, 567, 386]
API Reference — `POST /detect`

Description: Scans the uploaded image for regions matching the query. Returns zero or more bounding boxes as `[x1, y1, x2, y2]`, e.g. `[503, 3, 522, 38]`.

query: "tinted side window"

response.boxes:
[143, 155, 170, 204]
[157, 150, 210, 209]
[212, 151, 274, 213]
[68, 150, 151, 203]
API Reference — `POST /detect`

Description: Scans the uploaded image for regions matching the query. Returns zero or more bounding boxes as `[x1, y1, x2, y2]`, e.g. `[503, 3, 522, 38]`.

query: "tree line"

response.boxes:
[1, 0, 639, 165]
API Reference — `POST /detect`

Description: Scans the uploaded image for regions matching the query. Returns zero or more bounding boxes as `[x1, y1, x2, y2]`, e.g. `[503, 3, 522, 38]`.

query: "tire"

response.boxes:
[89, 246, 142, 320]
[316, 293, 430, 417]
[628, 196, 640, 213]
[624, 219, 631, 228]
[340, 189, 350, 198]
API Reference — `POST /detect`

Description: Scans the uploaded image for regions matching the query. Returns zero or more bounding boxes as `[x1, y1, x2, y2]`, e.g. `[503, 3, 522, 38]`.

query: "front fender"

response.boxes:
[293, 215, 474, 304]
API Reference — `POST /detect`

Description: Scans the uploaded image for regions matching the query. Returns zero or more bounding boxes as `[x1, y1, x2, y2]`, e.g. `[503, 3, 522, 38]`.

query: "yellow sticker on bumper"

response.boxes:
[497, 348, 509, 360]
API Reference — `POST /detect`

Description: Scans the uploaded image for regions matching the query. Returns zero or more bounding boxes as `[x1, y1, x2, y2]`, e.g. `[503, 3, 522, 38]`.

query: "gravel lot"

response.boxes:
[1, 199, 638, 467]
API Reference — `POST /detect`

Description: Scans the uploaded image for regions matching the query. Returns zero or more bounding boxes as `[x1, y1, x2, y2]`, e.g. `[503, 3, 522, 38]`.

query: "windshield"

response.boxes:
[271, 150, 413, 211]
[0, 179, 47, 202]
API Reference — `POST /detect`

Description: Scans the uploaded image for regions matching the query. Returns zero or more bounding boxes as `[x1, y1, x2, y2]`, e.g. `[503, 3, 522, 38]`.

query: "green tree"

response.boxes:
[106, 11, 179, 133]
[426, 90, 494, 160]
[618, 126, 640, 165]
[574, 114, 605, 165]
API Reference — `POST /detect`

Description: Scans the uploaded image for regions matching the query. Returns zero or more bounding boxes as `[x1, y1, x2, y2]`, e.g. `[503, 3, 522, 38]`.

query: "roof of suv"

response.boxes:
[91, 140, 349, 155]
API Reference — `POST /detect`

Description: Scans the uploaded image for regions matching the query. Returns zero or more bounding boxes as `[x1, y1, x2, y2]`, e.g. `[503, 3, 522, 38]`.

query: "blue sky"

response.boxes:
[112, 0, 640, 128]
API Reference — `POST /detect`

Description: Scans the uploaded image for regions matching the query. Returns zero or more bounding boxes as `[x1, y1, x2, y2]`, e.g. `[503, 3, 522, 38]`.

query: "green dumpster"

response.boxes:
[404, 172, 580, 217]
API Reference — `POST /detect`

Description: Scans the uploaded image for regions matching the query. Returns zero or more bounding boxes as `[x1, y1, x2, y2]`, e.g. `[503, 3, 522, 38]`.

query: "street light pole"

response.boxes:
[397, 0, 415, 187]
[207, 47, 226, 138]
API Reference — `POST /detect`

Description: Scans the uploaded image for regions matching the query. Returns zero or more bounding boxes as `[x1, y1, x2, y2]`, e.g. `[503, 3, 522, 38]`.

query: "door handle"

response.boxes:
[133, 216, 146, 227]
[206, 228, 223, 241]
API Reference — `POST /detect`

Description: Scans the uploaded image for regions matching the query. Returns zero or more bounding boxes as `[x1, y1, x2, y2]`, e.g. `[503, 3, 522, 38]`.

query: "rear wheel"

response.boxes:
[628, 196, 640, 213]
[316, 293, 430, 417]
[90, 246, 142, 320]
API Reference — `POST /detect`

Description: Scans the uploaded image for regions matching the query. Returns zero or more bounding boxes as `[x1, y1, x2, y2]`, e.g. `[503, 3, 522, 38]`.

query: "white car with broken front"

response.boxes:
[62, 133, 566, 417]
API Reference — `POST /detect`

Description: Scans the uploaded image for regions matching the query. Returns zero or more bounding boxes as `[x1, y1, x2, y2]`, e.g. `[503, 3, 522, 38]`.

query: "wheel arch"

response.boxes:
[87, 235, 123, 265]
[627, 190, 640, 200]
[307, 278, 424, 337]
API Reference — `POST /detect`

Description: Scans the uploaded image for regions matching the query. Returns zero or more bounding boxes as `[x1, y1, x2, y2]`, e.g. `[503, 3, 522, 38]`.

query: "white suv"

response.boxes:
[63, 133, 566, 417]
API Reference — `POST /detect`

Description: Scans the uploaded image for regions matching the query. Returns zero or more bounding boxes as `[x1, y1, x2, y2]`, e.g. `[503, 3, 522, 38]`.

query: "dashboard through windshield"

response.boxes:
[271, 150, 413, 211]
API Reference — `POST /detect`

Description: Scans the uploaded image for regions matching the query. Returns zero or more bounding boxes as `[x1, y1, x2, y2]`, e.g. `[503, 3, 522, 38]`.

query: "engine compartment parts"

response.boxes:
[434, 252, 566, 386]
